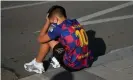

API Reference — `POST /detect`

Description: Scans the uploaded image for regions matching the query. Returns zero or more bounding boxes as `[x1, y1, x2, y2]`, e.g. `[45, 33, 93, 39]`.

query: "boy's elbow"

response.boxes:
[37, 37, 41, 43]
[38, 36, 44, 43]
[37, 35, 50, 43]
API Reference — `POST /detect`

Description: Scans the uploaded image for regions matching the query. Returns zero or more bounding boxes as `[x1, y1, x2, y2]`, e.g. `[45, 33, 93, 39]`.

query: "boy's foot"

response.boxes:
[50, 57, 60, 68]
[24, 58, 44, 74]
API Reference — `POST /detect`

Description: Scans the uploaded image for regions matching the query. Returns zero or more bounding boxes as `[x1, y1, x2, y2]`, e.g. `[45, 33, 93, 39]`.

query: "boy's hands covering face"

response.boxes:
[46, 13, 50, 24]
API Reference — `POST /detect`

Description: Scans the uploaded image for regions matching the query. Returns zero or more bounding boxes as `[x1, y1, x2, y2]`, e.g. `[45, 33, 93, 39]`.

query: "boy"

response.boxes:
[24, 5, 94, 74]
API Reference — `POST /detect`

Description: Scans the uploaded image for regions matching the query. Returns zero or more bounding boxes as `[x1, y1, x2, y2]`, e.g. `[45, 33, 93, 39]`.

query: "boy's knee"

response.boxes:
[48, 40, 59, 49]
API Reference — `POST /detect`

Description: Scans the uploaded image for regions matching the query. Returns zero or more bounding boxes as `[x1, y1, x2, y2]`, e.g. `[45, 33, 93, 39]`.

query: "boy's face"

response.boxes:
[49, 15, 58, 24]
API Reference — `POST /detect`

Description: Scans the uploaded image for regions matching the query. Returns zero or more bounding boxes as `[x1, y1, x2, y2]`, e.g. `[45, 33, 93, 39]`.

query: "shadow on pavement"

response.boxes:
[86, 30, 106, 67]
[43, 58, 51, 71]
[51, 71, 73, 80]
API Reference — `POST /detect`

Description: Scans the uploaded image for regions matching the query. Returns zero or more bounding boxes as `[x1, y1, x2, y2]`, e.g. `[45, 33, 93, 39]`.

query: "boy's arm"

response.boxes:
[38, 15, 51, 43]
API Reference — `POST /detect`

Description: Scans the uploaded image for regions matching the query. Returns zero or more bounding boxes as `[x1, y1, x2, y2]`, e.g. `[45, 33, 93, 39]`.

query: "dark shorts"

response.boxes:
[53, 43, 78, 72]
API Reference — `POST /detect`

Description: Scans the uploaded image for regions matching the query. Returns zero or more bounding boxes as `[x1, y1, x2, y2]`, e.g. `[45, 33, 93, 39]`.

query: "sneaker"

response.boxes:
[24, 58, 44, 74]
[50, 57, 60, 68]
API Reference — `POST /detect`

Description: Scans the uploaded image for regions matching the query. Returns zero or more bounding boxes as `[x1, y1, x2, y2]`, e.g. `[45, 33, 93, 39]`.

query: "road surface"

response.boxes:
[1, 1, 133, 79]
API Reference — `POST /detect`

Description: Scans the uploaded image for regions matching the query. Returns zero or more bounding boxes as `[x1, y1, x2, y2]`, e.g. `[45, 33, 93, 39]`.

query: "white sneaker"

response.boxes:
[50, 57, 60, 68]
[24, 58, 45, 74]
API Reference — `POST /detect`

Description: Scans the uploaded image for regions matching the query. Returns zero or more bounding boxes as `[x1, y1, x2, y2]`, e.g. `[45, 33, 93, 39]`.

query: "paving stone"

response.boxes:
[92, 46, 133, 67]
[45, 68, 105, 80]
[86, 65, 132, 80]
[1, 68, 18, 80]
[19, 74, 49, 80]
[85, 57, 133, 80]
[92, 52, 123, 67]
[103, 56, 133, 71]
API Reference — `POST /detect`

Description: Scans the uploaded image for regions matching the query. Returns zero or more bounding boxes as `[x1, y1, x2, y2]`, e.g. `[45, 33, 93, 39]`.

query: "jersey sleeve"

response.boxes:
[48, 26, 62, 40]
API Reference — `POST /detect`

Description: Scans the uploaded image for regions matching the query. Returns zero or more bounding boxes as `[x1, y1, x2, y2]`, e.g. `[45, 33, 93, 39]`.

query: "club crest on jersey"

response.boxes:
[49, 24, 56, 32]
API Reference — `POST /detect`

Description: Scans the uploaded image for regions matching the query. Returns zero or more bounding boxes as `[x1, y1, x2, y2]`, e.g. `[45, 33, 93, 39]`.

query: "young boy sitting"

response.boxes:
[24, 5, 94, 74]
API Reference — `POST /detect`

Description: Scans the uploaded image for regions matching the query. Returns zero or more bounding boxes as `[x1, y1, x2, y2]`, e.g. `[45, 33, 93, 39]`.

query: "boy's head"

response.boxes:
[47, 5, 67, 24]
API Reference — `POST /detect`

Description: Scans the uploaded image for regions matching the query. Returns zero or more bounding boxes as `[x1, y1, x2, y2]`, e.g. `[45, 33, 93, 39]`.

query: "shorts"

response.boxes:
[53, 43, 78, 72]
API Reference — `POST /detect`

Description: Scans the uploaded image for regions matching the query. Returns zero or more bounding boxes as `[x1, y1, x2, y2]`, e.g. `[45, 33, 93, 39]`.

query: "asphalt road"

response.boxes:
[1, 1, 133, 78]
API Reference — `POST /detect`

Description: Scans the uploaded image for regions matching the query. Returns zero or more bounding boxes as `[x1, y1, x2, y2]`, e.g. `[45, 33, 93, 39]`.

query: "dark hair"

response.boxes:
[47, 5, 67, 18]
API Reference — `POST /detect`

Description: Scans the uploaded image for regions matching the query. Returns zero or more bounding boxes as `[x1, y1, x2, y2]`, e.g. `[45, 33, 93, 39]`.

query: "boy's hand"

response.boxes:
[46, 13, 50, 24]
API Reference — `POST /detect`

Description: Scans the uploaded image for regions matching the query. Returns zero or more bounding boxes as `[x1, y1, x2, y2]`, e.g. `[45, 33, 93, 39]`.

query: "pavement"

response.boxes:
[1, 1, 133, 80]
[19, 45, 133, 80]
[1, 68, 18, 80]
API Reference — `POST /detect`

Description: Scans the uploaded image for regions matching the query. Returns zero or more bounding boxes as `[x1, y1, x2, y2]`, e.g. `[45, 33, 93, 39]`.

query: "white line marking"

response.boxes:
[80, 14, 133, 25]
[33, 14, 133, 33]
[33, 30, 41, 34]
[109, 45, 133, 54]
[77, 1, 133, 22]
[1, 1, 54, 10]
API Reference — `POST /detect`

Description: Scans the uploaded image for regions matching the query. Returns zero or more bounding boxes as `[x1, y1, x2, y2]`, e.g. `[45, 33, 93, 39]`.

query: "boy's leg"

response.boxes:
[35, 40, 59, 62]
[48, 41, 62, 68]
[24, 40, 59, 73]
[36, 41, 61, 68]
[36, 43, 50, 62]
[50, 42, 76, 71]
